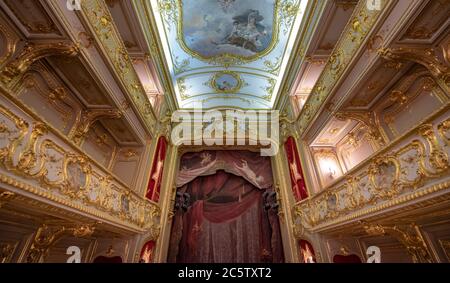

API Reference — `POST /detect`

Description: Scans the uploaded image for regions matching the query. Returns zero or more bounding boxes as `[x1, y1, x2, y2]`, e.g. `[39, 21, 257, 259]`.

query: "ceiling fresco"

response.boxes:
[148, 0, 309, 109]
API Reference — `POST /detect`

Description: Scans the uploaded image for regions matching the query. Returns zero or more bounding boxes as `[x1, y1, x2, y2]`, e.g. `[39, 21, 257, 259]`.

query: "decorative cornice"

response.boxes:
[0, 174, 145, 233]
[26, 222, 96, 263]
[335, 110, 387, 147]
[362, 222, 433, 263]
[79, 0, 157, 135]
[275, 0, 326, 110]
[1, 41, 79, 84]
[294, 0, 389, 134]
[70, 108, 123, 145]
[378, 47, 450, 87]
[135, 0, 180, 111]
[0, 191, 15, 208]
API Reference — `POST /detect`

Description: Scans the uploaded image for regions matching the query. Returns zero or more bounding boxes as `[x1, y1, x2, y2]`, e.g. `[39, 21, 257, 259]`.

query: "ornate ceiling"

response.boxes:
[145, 0, 309, 110]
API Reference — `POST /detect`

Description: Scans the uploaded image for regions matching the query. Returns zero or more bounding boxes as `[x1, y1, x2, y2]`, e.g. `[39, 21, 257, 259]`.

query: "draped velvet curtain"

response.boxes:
[145, 137, 167, 202]
[168, 151, 284, 263]
[285, 137, 308, 202]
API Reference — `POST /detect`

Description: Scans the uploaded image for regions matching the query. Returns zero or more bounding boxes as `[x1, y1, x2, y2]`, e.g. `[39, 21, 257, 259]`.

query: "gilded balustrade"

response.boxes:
[0, 91, 160, 235]
[293, 104, 450, 231]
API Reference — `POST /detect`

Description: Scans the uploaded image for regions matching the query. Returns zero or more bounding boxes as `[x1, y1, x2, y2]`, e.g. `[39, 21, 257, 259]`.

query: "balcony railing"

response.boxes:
[293, 104, 450, 231]
[0, 88, 160, 232]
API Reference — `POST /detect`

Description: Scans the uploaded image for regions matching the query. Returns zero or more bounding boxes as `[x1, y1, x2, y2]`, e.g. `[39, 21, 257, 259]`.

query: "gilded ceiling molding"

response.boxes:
[440, 240, 450, 261]
[144, 225, 162, 242]
[155, 113, 172, 142]
[443, 41, 450, 66]
[378, 47, 450, 88]
[26, 222, 96, 263]
[0, 20, 20, 68]
[46, 87, 82, 131]
[280, 112, 300, 143]
[0, 243, 15, 263]
[0, 191, 15, 208]
[362, 222, 433, 263]
[135, 2, 179, 111]
[335, 110, 387, 148]
[69, 108, 123, 145]
[295, 0, 389, 134]
[0, 41, 79, 85]
[79, 0, 157, 135]
[379, 69, 448, 136]
[335, 0, 358, 12]
[388, 68, 433, 101]
[275, 0, 325, 110]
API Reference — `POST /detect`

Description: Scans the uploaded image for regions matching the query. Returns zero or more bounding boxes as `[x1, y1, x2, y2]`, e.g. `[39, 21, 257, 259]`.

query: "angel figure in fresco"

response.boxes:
[215, 9, 267, 53]
[234, 159, 264, 186]
[200, 152, 212, 166]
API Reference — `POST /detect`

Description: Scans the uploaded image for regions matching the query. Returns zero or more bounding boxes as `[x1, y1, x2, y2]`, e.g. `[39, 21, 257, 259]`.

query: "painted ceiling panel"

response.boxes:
[148, 0, 308, 109]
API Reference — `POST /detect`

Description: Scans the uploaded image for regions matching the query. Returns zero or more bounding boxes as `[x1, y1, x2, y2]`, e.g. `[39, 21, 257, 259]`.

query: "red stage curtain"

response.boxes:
[146, 137, 167, 202]
[177, 151, 273, 189]
[299, 240, 316, 263]
[169, 171, 284, 263]
[284, 137, 308, 202]
[333, 254, 362, 263]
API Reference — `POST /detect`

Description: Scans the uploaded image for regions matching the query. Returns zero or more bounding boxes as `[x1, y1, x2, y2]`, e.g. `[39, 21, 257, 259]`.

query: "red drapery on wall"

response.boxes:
[284, 137, 308, 202]
[146, 137, 168, 202]
[140, 240, 156, 263]
[299, 240, 316, 263]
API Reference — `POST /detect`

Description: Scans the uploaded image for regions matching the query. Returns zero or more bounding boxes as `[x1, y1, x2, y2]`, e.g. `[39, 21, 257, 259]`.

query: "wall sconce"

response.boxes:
[318, 155, 340, 183]
[328, 167, 336, 178]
